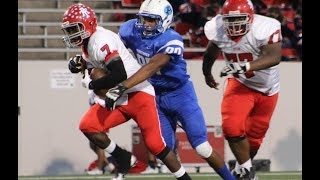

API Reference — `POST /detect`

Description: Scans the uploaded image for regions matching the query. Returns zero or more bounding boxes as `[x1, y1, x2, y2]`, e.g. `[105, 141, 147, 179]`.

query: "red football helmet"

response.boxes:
[61, 3, 97, 48]
[222, 0, 254, 37]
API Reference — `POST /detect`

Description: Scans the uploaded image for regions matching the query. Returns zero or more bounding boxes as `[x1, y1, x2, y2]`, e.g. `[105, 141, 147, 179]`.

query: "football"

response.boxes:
[90, 68, 109, 98]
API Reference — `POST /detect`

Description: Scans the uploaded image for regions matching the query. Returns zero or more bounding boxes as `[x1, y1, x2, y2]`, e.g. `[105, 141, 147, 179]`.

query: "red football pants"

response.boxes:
[79, 91, 166, 155]
[221, 78, 278, 151]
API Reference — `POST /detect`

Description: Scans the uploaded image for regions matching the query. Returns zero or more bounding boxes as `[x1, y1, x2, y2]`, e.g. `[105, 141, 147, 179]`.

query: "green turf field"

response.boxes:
[18, 171, 302, 180]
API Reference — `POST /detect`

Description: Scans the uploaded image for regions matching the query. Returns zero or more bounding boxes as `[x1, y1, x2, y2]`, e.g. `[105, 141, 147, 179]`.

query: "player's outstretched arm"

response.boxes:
[104, 53, 170, 110]
[122, 53, 171, 89]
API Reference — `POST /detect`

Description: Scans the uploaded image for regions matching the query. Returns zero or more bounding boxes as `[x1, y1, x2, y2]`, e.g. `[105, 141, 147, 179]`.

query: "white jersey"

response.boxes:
[204, 14, 281, 96]
[81, 26, 154, 96]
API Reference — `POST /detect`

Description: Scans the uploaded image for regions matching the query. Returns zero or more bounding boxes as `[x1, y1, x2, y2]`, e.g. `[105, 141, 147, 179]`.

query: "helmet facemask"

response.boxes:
[135, 0, 173, 38]
[61, 3, 97, 48]
[135, 13, 164, 38]
[223, 14, 251, 37]
[61, 22, 90, 48]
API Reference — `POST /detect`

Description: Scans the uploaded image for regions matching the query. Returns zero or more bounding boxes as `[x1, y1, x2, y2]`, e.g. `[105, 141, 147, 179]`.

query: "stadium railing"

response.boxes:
[18, 7, 202, 60]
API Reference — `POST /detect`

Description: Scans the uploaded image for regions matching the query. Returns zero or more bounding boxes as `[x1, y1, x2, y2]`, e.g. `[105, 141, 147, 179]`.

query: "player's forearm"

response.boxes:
[250, 43, 281, 71]
[122, 53, 169, 89]
[249, 55, 281, 71]
[89, 59, 127, 90]
[202, 52, 215, 76]
[202, 42, 220, 75]
[122, 62, 160, 89]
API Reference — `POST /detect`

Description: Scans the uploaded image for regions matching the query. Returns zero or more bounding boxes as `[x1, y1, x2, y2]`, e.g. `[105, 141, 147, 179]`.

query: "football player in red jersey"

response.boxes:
[61, 3, 191, 180]
[202, 0, 281, 179]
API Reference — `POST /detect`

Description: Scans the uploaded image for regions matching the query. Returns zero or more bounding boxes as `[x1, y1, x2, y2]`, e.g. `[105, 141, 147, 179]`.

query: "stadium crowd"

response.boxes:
[109, 0, 302, 61]
[172, 0, 302, 61]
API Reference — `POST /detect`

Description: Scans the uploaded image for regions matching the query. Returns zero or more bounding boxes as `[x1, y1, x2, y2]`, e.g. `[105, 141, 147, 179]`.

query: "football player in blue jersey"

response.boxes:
[104, 0, 235, 179]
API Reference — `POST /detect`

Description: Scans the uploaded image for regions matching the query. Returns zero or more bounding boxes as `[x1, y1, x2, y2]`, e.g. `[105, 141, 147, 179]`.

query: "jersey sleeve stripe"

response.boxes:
[103, 51, 119, 63]
[157, 40, 184, 53]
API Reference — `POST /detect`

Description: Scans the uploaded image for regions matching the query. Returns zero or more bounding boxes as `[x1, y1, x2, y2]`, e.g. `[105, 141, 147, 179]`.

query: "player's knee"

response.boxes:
[89, 141, 97, 151]
[79, 119, 90, 132]
[247, 136, 262, 150]
[144, 136, 165, 155]
[156, 146, 170, 160]
[195, 141, 212, 158]
[165, 140, 176, 151]
[250, 143, 261, 152]
[225, 136, 246, 143]
[79, 120, 99, 133]
[222, 122, 245, 138]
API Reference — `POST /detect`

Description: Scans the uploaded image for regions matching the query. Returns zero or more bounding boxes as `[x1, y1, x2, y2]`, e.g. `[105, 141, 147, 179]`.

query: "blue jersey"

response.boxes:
[119, 19, 190, 92]
[120, 19, 208, 150]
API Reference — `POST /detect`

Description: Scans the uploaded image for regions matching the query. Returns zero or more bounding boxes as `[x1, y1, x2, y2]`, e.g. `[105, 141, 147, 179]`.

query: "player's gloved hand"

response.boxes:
[81, 70, 92, 88]
[105, 83, 128, 111]
[68, 54, 85, 73]
[220, 62, 250, 77]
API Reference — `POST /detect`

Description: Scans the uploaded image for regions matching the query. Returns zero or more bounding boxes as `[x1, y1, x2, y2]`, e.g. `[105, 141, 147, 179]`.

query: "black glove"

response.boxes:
[68, 55, 85, 73]
[105, 83, 128, 110]
[220, 62, 250, 77]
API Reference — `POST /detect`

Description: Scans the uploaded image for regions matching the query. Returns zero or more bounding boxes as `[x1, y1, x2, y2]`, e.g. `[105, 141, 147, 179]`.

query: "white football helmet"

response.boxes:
[135, 0, 173, 38]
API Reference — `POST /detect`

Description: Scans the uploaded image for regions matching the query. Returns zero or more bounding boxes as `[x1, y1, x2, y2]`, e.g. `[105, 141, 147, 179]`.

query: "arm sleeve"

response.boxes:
[89, 57, 127, 90]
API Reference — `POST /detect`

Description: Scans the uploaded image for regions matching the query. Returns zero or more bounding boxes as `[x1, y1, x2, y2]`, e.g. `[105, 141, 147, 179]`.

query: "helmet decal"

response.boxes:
[79, 7, 91, 18]
[164, 5, 173, 16]
[246, 0, 254, 11]
[61, 3, 97, 48]
[163, 5, 173, 22]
